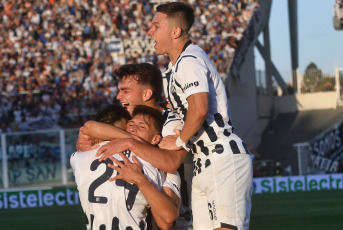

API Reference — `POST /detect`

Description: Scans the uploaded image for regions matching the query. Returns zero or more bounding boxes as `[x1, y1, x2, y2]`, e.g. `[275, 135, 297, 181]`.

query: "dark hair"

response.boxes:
[95, 104, 131, 125]
[156, 2, 194, 33]
[132, 105, 164, 134]
[113, 63, 163, 101]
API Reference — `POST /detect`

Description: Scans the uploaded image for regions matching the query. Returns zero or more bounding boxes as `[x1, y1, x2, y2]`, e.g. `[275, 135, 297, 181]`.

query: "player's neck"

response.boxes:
[169, 39, 191, 65]
[145, 101, 164, 112]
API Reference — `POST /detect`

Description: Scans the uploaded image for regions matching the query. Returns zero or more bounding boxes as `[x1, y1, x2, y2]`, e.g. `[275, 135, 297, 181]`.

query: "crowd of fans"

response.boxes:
[0, 0, 259, 133]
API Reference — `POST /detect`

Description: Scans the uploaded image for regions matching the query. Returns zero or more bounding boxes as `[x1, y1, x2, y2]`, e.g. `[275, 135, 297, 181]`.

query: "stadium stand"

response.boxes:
[0, 0, 260, 132]
[333, 0, 343, 30]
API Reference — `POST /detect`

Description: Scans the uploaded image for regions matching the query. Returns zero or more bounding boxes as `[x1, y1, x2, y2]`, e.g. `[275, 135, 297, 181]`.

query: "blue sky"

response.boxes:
[254, 0, 343, 83]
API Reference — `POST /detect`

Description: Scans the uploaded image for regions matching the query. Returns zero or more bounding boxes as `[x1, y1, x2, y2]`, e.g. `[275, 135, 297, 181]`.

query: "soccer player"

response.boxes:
[71, 104, 180, 230]
[147, 2, 253, 230]
[77, 63, 193, 229]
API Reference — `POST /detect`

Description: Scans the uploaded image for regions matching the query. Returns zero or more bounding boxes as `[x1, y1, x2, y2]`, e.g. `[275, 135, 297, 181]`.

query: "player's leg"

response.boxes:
[205, 154, 253, 230]
[191, 174, 213, 230]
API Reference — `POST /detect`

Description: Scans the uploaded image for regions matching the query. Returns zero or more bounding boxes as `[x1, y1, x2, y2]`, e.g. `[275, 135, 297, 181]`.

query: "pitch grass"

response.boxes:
[0, 189, 342, 230]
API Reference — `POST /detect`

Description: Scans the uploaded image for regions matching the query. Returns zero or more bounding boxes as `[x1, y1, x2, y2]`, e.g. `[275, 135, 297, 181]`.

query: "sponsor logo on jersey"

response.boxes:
[183, 81, 199, 91]
[171, 85, 176, 94]
[173, 183, 180, 192]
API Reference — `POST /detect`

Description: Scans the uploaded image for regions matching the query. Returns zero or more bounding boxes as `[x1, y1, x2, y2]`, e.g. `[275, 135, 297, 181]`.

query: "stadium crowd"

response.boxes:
[0, 0, 259, 132]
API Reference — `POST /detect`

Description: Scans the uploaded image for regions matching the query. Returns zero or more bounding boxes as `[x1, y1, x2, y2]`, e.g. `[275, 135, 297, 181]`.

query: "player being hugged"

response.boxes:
[70, 104, 181, 230]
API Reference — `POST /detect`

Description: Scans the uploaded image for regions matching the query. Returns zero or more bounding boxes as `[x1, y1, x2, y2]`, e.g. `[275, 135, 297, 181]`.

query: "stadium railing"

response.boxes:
[0, 129, 79, 190]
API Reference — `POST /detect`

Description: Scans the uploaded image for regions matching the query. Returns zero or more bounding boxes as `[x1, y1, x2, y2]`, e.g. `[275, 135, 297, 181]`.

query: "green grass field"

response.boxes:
[0, 189, 342, 230]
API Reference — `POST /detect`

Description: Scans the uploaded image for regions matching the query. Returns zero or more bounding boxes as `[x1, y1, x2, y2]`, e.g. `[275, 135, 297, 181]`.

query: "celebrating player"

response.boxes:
[147, 2, 253, 229]
[76, 63, 193, 229]
[71, 104, 180, 230]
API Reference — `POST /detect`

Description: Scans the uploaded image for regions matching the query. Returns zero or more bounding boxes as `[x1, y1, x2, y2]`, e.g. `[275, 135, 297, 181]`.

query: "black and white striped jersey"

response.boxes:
[163, 43, 249, 163]
[70, 144, 167, 230]
[161, 108, 193, 228]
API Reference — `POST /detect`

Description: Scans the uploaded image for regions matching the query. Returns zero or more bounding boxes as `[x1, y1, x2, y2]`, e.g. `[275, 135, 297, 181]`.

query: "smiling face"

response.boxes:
[116, 75, 147, 115]
[126, 114, 161, 145]
[148, 12, 174, 56]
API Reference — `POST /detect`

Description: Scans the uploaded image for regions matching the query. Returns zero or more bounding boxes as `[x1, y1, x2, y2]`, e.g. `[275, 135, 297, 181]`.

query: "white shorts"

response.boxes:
[192, 154, 253, 230]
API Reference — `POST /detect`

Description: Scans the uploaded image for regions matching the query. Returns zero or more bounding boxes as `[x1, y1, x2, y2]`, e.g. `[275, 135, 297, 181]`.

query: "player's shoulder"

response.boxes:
[182, 43, 206, 58]
[162, 109, 183, 137]
[163, 171, 181, 198]
[175, 44, 207, 70]
[178, 44, 201, 61]
[162, 108, 177, 120]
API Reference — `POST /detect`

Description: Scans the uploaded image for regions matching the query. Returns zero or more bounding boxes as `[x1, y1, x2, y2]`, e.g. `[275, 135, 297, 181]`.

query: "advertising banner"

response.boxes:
[253, 173, 343, 194]
[1, 174, 342, 209]
[0, 187, 79, 210]
[294, 118, 343, 173]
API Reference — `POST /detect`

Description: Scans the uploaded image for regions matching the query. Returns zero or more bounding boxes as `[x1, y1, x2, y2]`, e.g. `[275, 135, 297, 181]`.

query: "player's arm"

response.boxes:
[159, 92, 208, 150]
[181, 92, 208, 141]
[76, 120, 136, 152]
[82, 120, 133, 140]
[98, 139, 187, 173]
[75, 128, 99, 152]
[151, 186, 180, 230]
[109, 153, 179, 228]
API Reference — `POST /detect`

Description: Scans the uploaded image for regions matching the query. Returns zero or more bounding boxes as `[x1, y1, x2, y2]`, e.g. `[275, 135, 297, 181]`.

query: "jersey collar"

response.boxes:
[175, 39, 192, 64]
[166, 40, 192, 72]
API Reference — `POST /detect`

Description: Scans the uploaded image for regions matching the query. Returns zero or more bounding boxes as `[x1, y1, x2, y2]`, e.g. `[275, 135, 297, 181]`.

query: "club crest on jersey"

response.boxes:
[183, 81, 199, 91]
[171, 85, 176, 93]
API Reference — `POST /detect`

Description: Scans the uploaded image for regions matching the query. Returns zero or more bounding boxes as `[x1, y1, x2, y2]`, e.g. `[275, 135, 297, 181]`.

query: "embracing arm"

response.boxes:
[158, 92, 208, 151]
[109, 154, 180, 229]
[82, 120, 132, 140]
[98, 139, 187, 173]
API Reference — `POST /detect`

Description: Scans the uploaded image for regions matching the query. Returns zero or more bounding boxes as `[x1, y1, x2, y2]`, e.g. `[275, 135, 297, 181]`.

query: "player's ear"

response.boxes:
[143, 88, 154, 101]
[172, 26, 182, 39]
[151, 134, 162, 145]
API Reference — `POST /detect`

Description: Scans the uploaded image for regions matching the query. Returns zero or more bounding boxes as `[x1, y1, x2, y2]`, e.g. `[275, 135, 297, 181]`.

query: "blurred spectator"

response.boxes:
[0, 121, 12, 133]
[0, 0, 259, 131]
[253, 161, 260, 177]
[260, 161, 270, 177]
[273, 161, 283, 176]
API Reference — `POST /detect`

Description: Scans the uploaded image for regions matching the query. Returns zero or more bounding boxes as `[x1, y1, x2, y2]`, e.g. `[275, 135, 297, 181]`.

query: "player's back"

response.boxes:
[70, 142, 164, 230]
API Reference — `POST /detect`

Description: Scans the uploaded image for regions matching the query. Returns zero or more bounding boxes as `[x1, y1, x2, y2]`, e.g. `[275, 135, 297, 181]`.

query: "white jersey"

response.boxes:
[161, 108, 183, 137]
[163, 42, 250, 174]
[162, 108, 193, 228]
[70, 144, 168, 230]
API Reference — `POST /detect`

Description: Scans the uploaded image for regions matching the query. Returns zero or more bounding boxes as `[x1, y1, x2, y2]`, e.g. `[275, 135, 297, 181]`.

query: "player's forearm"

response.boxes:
[180, 99, 207, 143]
[137, 178, 178, 225]
[151, 209, 174, 230]
[83, 120, 132, 140]
[127, 140, 186, 173]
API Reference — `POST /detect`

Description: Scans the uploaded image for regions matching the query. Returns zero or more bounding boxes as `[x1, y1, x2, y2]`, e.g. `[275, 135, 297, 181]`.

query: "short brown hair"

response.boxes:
[132, 105, 164, 135]
[113, 63, 163, 101]
[156, 2, 195, 33]
[95, 104, 131, 125]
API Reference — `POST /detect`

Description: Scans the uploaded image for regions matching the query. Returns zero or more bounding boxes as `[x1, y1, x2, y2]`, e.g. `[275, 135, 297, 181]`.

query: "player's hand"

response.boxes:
[96, 138, 131, 161]
[108, 153, 145, 185]
[96, 137, 149, 161]
[159, 129, 182, 150]
[76, 127, 99, 152]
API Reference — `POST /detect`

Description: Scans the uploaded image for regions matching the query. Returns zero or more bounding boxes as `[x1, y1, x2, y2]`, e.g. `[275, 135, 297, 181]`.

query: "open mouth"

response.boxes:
[121, 102, 129, 109]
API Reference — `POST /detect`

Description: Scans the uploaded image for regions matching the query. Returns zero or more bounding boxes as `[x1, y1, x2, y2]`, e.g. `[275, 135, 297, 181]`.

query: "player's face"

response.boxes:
[116, 76, 146, 115]
[148, 12, 173, 55]
[126, 114, 161, 145]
